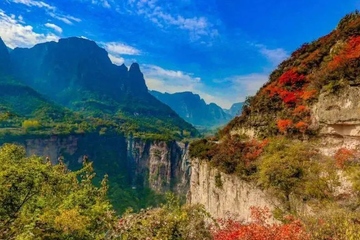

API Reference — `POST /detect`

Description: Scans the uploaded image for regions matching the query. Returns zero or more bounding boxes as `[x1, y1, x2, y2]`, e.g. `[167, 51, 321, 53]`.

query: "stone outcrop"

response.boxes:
[127, 137, 191, 194]
[312, 86, 360, 155]
[188, 159, 278, 222]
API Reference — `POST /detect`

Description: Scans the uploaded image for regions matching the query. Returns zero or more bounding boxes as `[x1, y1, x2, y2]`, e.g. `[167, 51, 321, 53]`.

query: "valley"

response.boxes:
[1, 2, 360, 239]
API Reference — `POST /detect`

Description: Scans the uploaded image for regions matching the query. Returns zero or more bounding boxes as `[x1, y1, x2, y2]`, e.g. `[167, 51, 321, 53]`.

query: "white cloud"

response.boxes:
[0, 10, 59, 48]
[44, 23, 62, 33]
[92, 0, 111, 8]
[48, 12, 81, 25]
[108, 54, 125, 65]
[104, 42, 140, 55]
[228, 73, 269, 96]
[142, 64, 201, 91]
[143, 63, 270, 108]
[127, 0, 216, 41]
[255, 44, 289, 66]
[11, 0, 55, 10]
[102, 42, 140, 66]
[142, 64, 235, 108]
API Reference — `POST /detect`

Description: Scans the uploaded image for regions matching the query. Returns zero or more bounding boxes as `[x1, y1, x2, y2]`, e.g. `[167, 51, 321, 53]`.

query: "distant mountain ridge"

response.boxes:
[224, 102, 244, 117]
[0, 37, 198, 139]
[150, 90, 243, 128]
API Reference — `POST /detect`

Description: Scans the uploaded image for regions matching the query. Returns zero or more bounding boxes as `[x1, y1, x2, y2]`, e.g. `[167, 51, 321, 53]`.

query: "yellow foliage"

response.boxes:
[54, 208, 90, 234]
[22, 119, 41, 130]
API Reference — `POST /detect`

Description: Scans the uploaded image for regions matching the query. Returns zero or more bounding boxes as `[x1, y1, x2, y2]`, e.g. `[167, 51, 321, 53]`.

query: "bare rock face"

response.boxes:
[4, 134, 190, 195]
[188, 159, 278, 222]
[127, 138, 191, 194]
[312, 86, 360, 155]
[25, 135, 80, 165]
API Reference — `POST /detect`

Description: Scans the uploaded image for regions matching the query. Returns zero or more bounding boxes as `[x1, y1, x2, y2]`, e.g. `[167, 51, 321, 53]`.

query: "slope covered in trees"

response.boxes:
[223, 11, 360, 138]
[189, 12, 360, 239]
[0, 37, 198, 140]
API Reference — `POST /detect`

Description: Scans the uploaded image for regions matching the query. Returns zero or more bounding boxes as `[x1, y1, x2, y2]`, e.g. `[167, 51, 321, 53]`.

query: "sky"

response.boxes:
[0, 0, 359, 108]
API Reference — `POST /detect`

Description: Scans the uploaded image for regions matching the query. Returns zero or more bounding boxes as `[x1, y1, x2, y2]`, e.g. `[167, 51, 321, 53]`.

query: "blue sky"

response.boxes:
[0, 0, 359, 108]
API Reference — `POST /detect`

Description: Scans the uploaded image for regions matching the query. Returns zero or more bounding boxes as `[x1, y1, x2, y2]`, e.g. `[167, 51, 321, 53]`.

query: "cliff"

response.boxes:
[4, 133, 190, 195]
[188, 12, 360, 222]
[188, 159, 278, 222]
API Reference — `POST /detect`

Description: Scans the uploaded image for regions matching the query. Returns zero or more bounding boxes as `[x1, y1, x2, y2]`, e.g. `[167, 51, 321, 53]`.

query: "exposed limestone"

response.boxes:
[188, 159, 278, 222]
[312, 86, 360, 155]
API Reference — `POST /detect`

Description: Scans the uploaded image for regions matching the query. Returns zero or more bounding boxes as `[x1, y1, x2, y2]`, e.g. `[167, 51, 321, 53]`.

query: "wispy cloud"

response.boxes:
[142, 64, 239, 108]
[127, 0, 217, 41]
[104, 42, 140, 55]
[44, 22, 62, 33]
[10, 0, 55, 10]
[0, 10, 59, 48]
[142, 64, 201, 92]
[226, 73, 269, 96]
[102, 41, 140, 66]
[108, 54, 125, 65]
[10, 0, 81, 25]
[48, 12, 81, 25]
[92, 0, 111, 8]
[255, 44, 289, 67]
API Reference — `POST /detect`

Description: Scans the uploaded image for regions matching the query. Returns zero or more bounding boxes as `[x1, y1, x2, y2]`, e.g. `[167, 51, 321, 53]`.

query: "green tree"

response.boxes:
[0, 144, 115, 239]
[114, 193, 213, 240]
[258, 138, 337, 211]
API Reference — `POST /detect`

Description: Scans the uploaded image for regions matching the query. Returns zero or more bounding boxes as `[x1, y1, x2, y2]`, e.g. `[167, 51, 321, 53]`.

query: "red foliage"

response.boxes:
[293, 105, 308, 115]
[329, 36, 360, 70]
[344, 36, 360, 59]
[295, 121, 308, 133]
[279, 91, 297, 104]
[301, 90, 317, 100]
[242, 140, 269, 166]
[334, 148, 356, 169]
[265, 84, 282, 97]
[277, 119, 293, 133]
[211, 207, 309, 240]
[278, 69, 306, 86]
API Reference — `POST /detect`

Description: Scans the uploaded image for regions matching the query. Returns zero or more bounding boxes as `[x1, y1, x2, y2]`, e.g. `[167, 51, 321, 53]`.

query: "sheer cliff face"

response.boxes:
[10, 134, 190, 195]
[188, 159, 278, 222]
[127, 139, 190, 194]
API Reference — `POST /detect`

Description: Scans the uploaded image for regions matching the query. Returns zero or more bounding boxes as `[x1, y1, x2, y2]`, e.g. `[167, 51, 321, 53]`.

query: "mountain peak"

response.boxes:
[127, 62, 148, 94]
[129, 62, 140, 72]
[0, 37, 11, 75]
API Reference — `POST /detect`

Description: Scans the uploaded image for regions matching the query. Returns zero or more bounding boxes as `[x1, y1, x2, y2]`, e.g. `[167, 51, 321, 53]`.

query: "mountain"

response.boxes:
[189, 12, 360, 227]
[222, 11, 360, 138]
[150, 90, 232, 128]
[5, 37, 197, 139]
[0, 38, 11, 75]
[224, 102, 244, 117]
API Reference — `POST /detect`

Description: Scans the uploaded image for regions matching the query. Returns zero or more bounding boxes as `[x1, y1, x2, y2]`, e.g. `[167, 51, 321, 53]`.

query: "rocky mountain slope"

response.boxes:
[188, 12, 360, 224]
[150, 90, 233, 128]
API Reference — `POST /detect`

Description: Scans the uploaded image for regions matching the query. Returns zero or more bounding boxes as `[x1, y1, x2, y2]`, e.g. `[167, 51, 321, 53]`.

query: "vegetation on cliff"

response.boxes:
[189, 11, 360, 240]
[0, 144, 115, 239]
[221, 11, 360, 138]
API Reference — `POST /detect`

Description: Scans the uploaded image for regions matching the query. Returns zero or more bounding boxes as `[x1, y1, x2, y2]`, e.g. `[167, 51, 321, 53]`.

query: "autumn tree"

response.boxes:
[0, 144, 115, 239]
[114, 193, 213, 239]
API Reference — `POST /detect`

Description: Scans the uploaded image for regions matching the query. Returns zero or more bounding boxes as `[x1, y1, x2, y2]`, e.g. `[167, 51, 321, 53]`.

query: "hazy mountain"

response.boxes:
[150, 90, 233, 128]
[224, 102, 244, 117]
